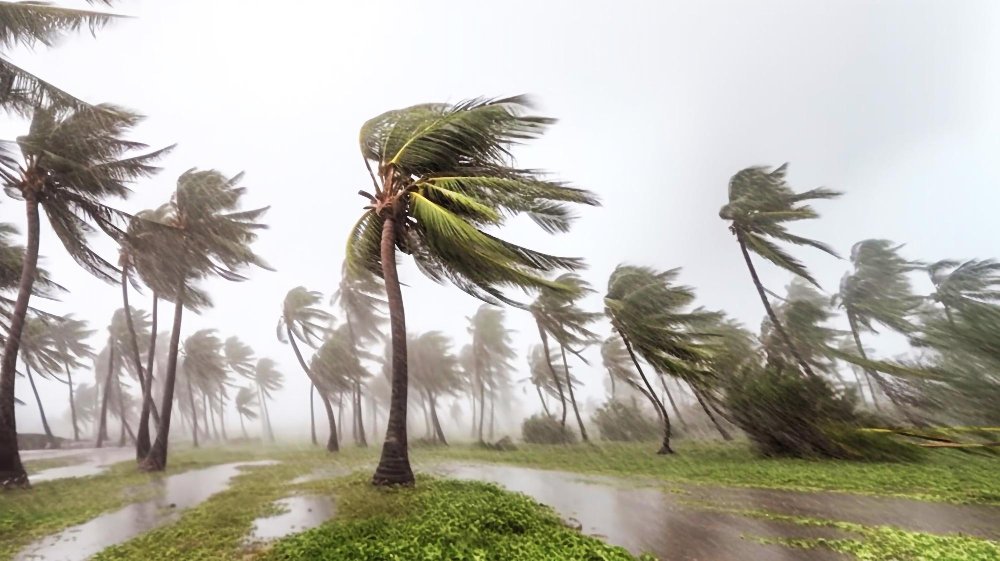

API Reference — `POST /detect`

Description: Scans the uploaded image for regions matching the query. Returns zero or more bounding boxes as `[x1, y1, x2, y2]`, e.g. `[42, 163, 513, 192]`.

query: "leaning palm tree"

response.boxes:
[234, 386, 258, 439]
[604, 265, 719, 454]
[719, 164, 841, 380]
[310, 327, 374, 452]
[928, 259, 1000, 323]
[182, 329, 229, 444]
[0, 104, 169, 485]
[467, 305, 517, 443]
[18, 316, 62, 446]
[277, 286, 338, 451]
[253, 358, 283, 442]
[141, 169, 269, 471]
[526, 345, 560, 416]
[48, 314, 94, 441]
[346, 96, 598, 485]
[409, 331, 462, 445]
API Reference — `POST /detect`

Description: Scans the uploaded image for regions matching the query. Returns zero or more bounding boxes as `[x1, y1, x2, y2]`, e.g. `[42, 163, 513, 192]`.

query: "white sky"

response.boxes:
[4, 0, 1000, 440]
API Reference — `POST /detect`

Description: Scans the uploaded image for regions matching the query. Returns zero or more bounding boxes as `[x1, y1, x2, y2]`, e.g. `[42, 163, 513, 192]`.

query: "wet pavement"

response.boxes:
[434, 463, 1000, 561]
[15, 461, 275, 561]
[26, 448, 135, 483]
[248, 495, 336, 541]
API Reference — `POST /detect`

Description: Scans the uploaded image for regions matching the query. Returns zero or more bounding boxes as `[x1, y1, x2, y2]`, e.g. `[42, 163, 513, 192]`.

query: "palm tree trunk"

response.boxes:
[691, 385, 731, 440]
[846, 311, 920, 425]
[535, 320, 567, 426]
[258, 385, 274, 442]
[206, 393, 219, 440]
[477, 379, 486, 442]
[470, 391, 477, 438]
[607, 368, 617, 400]
[309, 383, 317, 446]
[354, 381, 367, 447]
[137, 293, 158, 460]
[0, 195, 41, 487]
[141, 288, 185, 471]
[737, 231, 817, 379]
[559, 342, 588, 442]
[239, 412, 247, 438]
[489, 392, 495, 441]
[372, 214, 414, 486]
[536, 385, 551, 416]
[336, 393, 344, 443]
[321, 392, 339, 452]
[24, 364, 55, 446]
[96, 345, 116, 448]
[187, 377, 199, 448]
[113, 369, 132, 446]
[65, 362, 79, 441]
[658, 374, 687, 429]
[352, 389, 359, 443]
[286, 326, 337, 452]
[217, 394, 227, 441]
[121, 265, 160, 451]
[617, 330, 673, 454]
[429, 391, 448, 445]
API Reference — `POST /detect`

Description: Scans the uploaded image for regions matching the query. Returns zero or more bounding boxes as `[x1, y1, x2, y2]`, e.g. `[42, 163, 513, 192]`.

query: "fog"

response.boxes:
[3, 0, 999, 440]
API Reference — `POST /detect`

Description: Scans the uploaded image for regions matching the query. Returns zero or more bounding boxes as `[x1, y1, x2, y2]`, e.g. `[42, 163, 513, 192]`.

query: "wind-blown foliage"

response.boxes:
[409, 331, 462, 445]
[48, 314, 94, 441]
[928, 259, 1000, 316]
[468, 305, 516, 443]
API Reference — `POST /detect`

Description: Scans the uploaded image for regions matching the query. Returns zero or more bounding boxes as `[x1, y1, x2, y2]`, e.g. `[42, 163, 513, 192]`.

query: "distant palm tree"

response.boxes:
[182, 329, 228, 445]
[18, 316, 62, 446]
[467, 305, 516, 443]
[605, 265, 719, 454]
[253, 358, 283, 442]
[142, 170, 269, 472]
[0, 104, 168, 484]
[278, 286, 338, 451]
[719, 164, 841, 379]
[311, 326, 376, 451]
[346, 96, 598, 485]
[234, 386, 258, 439]
[48, 314, 94, 441]
[600, 336, 656, 406]
[409, 331, 462, 445]
[526, 345, 560, 416]
[928, 259, 1000, 323]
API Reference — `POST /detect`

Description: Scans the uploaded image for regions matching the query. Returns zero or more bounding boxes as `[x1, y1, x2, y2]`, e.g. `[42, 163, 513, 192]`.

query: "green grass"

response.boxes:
[416, 441, 1000, 505]
[22, 453, 88, 473]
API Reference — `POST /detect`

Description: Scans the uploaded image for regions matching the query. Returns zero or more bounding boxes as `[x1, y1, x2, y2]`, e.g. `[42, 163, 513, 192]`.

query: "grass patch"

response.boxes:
[416, 441, 1000, 505]
[22, 454, 88, 473]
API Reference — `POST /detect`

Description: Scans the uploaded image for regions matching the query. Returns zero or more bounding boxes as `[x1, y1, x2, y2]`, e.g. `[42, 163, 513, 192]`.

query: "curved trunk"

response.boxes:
[691, 384, 731, 440]
[286, 326, 337, 451]
[121, 265, 159, 447]
[217, 394, 227, 441]
[536, 320, 567, 426]
[140, 287, 185, 471]
[428, 390, 448, 445]
[114, 369, 132, 446]
[469, 391, 477, 438]
[607, 368, 616, 400]
[737, 231, 817, 379]
[617, 329, 673, 454]
[559, 342, 588, 442]
[658, 374, 687, 428]
[309, 383, 317, 446]
[96, 345, 116, 448]
[238, 412, 247, 438]
[536, 385, 551, 416]
[258, 385, 274, 442]
[372, 214, 414, 486]
[137, 293, 158, 460]
[847, 311, 921, 425]
[477, 379, 486, 441]
[25, 364, 55, 445]
[66, 362, 79, 441]
[354, 380, 367, 447]
[336, 393, 344, 443]
[321, 392, 339, 452]
[0, 196, 41, 487]
[186, 376, 199, 448]
[489, 392, 495, 441]
[206, 393, 219, 440]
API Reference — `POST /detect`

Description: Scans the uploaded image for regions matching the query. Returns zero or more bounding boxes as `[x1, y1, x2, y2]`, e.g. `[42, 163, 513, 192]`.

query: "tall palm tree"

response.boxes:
[182, 329, 228, 444]
[253, 358, 283, 442]
[0, 1, 119, 115]
[0, 105, 168, 485]
[48, 314, 93, 441]
[835, 240, 922, 418]
[719, 164, 841, 380]
[234, 386, 258, 439]
[526, 345, 561, 416]
[467, 305, 516, 443]
[141, 169, 269, 471]
[277, 286, 338, 451]
[310, 326, 375, 451]
[600, 336, 657, 406]
[346, 96, 598, 485]
[605, 265, 719, 454]
[410, 331, 462, 445]
[18, 316, 62, 446]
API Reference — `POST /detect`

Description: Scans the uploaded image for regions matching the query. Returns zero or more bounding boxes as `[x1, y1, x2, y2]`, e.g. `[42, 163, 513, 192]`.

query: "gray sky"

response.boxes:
[4, 0, 1000, 439]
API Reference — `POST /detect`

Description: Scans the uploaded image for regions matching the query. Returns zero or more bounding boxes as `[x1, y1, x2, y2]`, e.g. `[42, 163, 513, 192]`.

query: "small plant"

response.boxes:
[592, 400, 660, 442]
[522, 414, 576, 445]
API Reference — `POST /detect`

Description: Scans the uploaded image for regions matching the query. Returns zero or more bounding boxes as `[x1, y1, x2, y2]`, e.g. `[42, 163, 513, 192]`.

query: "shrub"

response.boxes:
[521, 414, 576, 444]
[592, 400, 659, 442]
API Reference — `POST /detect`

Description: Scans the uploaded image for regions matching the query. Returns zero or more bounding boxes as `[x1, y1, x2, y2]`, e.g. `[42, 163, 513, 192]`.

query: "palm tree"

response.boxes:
[467, 305, 516, 443]
[311, 326, 376, 451]
[141, 169, 269, 471]
[600, 336, 657, 406]
[0, 105, 168, 484]
[526, 345, 561, 416]
[346, 96, 598, 485]
[0, 1, 119, 115]
[604, 265, 719, 454]
[719, 164, 841, 380]
[277, 286, 339, 451]
[182, 329, 228, 444]
[18, 316, 62, 446]
[234, 386, 258, 439]
[835, 240, 922, 418]
[410, 331, 462, 445]
[48, 314, 94, 441]
[253, 358, 283, 442]
[928, 259, 1000, 323]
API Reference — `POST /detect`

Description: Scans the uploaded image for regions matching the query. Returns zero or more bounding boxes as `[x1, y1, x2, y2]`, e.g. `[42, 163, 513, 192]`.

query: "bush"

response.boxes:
[592, 400, 660, 442]
[521, 414, 576, 444]
[725, 367, 919, 461]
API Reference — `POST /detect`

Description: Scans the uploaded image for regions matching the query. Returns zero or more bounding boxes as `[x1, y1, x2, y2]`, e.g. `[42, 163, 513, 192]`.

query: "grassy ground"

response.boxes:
[416, 440, 1000, 505]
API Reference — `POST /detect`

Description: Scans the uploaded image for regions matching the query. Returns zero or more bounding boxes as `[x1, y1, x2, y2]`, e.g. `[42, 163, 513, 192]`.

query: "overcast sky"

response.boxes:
[4, 0, 999, 440]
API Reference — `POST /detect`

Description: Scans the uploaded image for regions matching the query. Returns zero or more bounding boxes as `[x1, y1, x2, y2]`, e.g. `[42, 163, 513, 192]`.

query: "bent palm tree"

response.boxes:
[234, 386, 258, 438]
[19, 317, 62, 446]
[253, 358, 283, 442]
[409, 331, 462, 445]
[467, 305, 516, 443]
[48, 314, 94, 441]
[719, 164, 840, 379]
[346, 96, 598, 485]
[0, 104, 168, 485]
[928, 259, 1000, 322]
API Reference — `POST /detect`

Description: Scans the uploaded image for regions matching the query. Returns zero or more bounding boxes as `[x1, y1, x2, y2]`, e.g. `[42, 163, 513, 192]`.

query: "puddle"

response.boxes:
[28, 449, 135, 483]
[436, 463, 1000, 561]
[16, 461, 275, 561]
[248, 495, 336, 541]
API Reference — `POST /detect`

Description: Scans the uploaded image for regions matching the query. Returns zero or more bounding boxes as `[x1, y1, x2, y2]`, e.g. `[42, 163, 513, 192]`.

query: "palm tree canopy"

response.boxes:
[254, 357, 284, 398]
[278, 286, 332, 348]
[928, 258, 1000, 310]
[719, 164, 841, 287]
[837, 239, 922, 333]
[223, 336, 256, 379]
[333, 263, 386, 345]
[182, 329, 228, 395]
[409, 331, 462, 396]
[234, 385, 259, 420]
[528, 344, 571, 397]
[468, 304, 516, 389]
[347, 96, 600, 307]
[762, 278, 842, 375]
[0, 222, 62, 296]
[47, 313, 94, 370]
[19, 315, 61, 375]
[310, 326, 366, 395]
[532, 272, 600, 351]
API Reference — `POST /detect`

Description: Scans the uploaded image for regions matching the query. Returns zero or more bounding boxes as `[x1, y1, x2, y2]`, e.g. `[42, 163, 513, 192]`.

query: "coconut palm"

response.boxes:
[0, 105, 168, 484]
[310, 326, 375, 452]
[182, 329, 229, 444]
[0, 1, 119, 114]
[253, 358, 283, 442]
[604, 265, 720, 454]
[18, 316, 62, 445]
[467, 305, 516, 443]
[928, 259, 1000, 323]
[277, 286, 339, 451]
[70, 382, 97, 433]
[234, 386, 258, 438]
[346, 96, 598, 485]
[526, 345, 561, 416]
[48, 314, 94, 441]
[141, 169, 269, 471]
[409, 331, 462, 445]
[600, 336, 659, 407]
[719, 164, 841, 379]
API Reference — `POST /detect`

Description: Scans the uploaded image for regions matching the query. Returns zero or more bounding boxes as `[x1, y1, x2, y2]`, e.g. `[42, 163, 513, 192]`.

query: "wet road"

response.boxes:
[25, 448, 135, 483]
